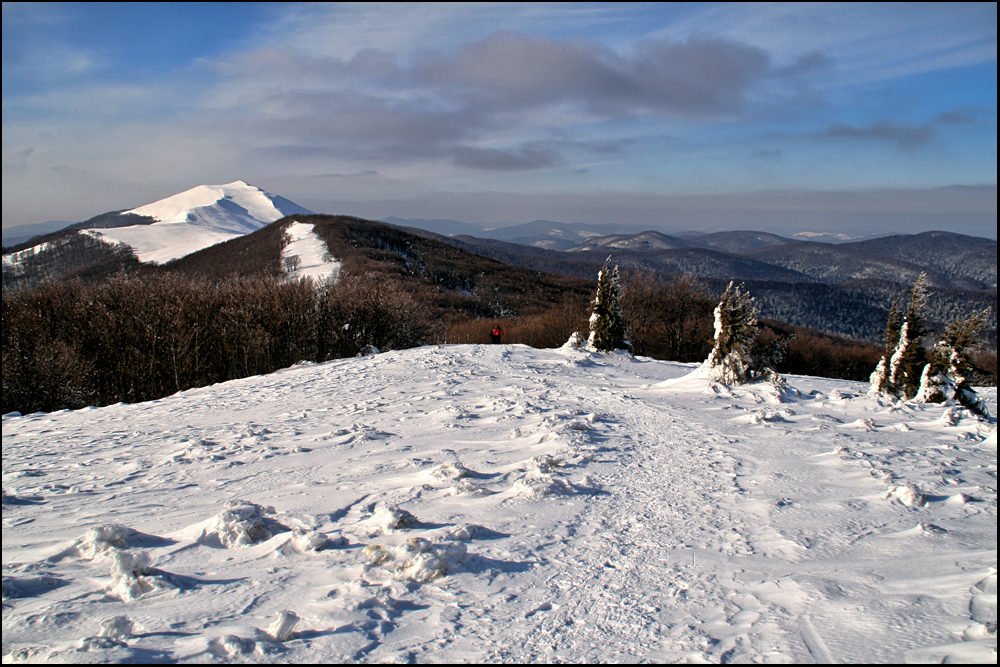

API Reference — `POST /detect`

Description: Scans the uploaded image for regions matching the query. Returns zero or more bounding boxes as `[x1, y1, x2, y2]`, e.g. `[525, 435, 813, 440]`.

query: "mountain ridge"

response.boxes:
[92, 180, 312, 264]
[3, 183, 995, 349]
[2, 181, 312, 288]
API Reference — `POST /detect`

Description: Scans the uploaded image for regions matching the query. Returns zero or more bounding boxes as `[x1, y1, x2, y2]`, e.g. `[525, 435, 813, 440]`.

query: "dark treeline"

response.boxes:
[444, 271, 942, 385]
[5, 267, 994, 416]
[444, 273, 717, 362]
[3, 272, 435, 415]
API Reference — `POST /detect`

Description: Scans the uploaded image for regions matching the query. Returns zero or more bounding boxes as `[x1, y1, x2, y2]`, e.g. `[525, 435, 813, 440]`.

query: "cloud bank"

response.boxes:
[2, 3, 996, 236]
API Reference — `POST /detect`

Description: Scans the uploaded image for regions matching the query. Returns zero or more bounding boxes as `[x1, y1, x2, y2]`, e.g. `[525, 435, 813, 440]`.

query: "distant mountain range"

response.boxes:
[3, 183, 995, 349]
[380, 217, 890, 250]
[399, 226, 997, 346]
[2, 220, 76, 248]
[381, 217, 650, 251]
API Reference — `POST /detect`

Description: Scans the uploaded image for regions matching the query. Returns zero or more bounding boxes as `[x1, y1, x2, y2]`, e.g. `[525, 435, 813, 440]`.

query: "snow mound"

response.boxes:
[446, 478, 493, 497]
[291, 529, 329, 552]
[205, 500, 279, 548]
[745, 407, 795, 424]
[939, 406, 963, 426]
[884, 483, 926, 507]
[973, 571, 997, 597]
[982, 429, 997, 449]
[506, 453, 579, 498]
[445, 523, 478, 541]
[525, 454, 564, 474]
[79, 635, 128, 651]
[828, 389, 855, 400]
[210, 634, 260, 658]
[845, 418, 877, 432]
[98, 616, 135, 640]
[107, 549, 174, 601]
[946, 493, 972, 505]
[563, 417, 594, 432]
[430, 461, 470, 481]
[562, 332, 588, 349]
[77, 524, 133, 559]
[511, 474, 576, 499]
[368, 503, 418, 535]
[364, 544, 396, 566]
[268, 610, 301, 642]
[397, 540, 468, 583]
[963, 571, 998, 642]
[364, 537, 469, 583]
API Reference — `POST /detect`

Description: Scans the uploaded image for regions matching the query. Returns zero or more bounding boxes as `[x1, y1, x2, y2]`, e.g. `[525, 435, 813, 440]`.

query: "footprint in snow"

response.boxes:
[524, 601, 559, 618]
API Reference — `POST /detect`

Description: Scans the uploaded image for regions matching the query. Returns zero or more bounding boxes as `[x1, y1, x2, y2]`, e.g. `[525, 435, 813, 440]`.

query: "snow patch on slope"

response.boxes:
[2, 241, 57, 270]
[282, 221, 341, 283]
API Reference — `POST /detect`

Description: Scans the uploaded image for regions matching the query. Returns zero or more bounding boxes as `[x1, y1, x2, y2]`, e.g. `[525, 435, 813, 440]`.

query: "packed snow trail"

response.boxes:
[2, 344, 995, 663]
[448, 346, 788, 662]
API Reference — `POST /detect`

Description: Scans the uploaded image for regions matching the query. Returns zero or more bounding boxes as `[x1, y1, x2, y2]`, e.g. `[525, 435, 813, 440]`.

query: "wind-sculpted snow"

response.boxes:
[2, 344, 995, 663]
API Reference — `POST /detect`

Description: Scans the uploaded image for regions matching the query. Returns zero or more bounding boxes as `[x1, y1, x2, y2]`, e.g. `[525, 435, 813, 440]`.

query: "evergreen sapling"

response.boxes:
[587, 258, 630, 353]
[870, 298, 902, 396]
[915, 308, 991, 418]
[871, 273, 930, 399]
[700, 282, 760, 385]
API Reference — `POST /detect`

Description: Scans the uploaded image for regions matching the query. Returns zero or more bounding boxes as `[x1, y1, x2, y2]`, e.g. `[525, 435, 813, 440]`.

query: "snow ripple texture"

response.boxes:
[2, 344, 996, 663]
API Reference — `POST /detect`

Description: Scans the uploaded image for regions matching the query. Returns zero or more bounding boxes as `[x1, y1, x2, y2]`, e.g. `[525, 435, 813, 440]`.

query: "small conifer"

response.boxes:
[873, 273, 930, 399]
[870, 299, 902, 395]
[701, 282, 759, 385]
[915, 308, 991, 417]
[588, 257, 630, 353]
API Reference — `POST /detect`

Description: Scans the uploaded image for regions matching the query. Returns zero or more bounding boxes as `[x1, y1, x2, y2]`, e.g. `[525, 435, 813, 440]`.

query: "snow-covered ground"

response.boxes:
[282, 222, 341, 283]
[2, 344, 996, 663]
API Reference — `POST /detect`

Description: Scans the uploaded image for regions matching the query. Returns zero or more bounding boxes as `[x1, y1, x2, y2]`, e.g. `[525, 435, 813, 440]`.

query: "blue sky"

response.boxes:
[2, 2, 996, 237]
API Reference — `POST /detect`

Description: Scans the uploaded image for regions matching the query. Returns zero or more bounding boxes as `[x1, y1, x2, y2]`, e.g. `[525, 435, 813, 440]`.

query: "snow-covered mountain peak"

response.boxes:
[127, 180, 300, 228]
[90, 181, 312, 264]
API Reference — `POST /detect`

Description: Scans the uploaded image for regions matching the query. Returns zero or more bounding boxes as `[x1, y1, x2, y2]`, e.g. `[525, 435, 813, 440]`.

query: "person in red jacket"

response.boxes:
[490, 324, 503, 344]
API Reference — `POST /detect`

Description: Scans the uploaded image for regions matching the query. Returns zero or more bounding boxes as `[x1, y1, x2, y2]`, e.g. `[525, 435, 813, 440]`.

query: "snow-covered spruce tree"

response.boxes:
[587, 258, 630, 353]
[915, 308, 991, 418]
[869, 298, 902, 396]
[700, 282, 760, 385]
[885, 272, 931, 399]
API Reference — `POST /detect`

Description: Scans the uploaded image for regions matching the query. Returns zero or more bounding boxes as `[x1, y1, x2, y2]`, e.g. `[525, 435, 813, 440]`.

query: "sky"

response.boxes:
[2, 2, 997, 238]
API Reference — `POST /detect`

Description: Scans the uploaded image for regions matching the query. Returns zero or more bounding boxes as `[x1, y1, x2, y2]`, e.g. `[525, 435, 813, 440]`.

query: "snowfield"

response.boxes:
[2, 344, 996, 663]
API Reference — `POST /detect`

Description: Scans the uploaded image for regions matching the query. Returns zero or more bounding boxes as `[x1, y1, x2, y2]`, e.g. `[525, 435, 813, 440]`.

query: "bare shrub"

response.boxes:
[317, 273, 437, 359]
